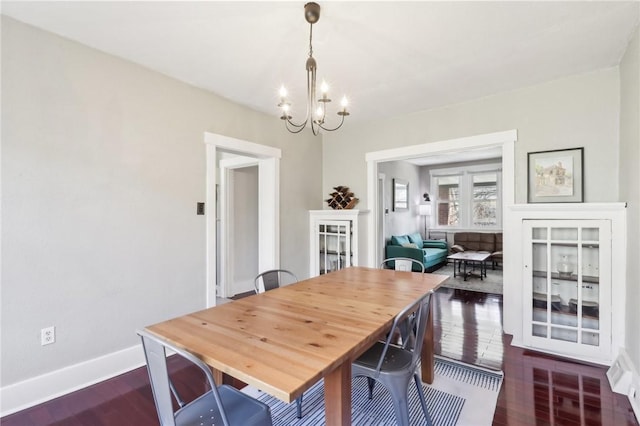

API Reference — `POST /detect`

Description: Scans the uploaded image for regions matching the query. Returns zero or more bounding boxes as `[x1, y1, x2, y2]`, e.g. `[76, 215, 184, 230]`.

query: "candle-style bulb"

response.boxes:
[340, 96, 348, 109]
[320, 81, 329, 95]
[279, 85, 288, 98]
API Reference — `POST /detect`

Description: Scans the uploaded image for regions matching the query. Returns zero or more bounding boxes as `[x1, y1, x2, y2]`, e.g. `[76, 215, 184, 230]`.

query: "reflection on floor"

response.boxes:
[434, 288, 504, 371]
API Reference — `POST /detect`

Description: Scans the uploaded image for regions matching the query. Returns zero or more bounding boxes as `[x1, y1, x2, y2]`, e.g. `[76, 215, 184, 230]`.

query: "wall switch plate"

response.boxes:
[197, 202, 205, 215]
[41, 326, 55, 346]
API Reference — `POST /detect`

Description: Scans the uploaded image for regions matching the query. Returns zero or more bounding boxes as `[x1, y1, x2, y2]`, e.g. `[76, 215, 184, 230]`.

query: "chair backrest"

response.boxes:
[380, 257, 425, 273]
[254, 269, 297, 293]
[375, 291, 433, 375]
[138, 329, 230, 426]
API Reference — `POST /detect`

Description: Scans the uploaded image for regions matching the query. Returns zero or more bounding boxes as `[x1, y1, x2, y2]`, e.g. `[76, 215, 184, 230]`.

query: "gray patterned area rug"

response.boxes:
[434, 263, 503, 295]
[243, 357, 503, 426]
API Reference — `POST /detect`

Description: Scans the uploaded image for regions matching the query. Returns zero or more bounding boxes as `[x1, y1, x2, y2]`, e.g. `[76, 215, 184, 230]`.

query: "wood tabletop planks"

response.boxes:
[146, 267, 447, 410]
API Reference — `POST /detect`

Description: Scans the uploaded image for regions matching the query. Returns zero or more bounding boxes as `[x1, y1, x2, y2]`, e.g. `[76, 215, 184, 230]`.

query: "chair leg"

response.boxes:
[413, 374, 432, 426]
[366, 377, 376, 399]
[383, 376, 412, 426]
[389, 390, 411, 426]
[296, 395, 303, 419]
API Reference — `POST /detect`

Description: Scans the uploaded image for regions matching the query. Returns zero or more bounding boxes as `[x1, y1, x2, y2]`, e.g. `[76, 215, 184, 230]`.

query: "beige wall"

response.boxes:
[323, 68, 620, 207]
[1, 17, 321, 385]
[619, 26, 640, 371]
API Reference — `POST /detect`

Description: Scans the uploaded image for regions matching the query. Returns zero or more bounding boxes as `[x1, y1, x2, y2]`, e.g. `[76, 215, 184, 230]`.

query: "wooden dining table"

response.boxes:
[145, 266, 448, 425]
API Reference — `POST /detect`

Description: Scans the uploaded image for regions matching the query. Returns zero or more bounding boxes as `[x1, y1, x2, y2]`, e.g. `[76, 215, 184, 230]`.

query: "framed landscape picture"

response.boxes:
[528, 147, 584, 203]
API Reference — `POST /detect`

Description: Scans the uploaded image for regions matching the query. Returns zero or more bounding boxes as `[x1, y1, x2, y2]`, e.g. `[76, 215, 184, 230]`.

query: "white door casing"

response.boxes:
[205, 133, 281, 306]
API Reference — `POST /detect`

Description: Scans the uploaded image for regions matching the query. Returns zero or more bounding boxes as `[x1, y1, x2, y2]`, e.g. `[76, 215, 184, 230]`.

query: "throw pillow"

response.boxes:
[391, 235, 410, 246]
[401, 243, 419, 249]
[407, 232, 424, 248]
[451, 244, 465, 253]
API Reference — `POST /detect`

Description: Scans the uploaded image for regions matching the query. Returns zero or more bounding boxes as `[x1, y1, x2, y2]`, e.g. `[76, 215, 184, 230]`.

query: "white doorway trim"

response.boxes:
[205, 133, 281, 307]
[377, 173, 386, 266]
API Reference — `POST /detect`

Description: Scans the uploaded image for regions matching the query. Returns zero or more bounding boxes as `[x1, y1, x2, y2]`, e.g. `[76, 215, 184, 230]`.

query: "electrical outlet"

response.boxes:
[41, 326, 55, 346]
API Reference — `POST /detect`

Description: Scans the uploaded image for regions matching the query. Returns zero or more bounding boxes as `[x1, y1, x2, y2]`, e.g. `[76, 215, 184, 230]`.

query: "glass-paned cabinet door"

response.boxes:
[317, 220, 352, 275]
[523, 220, 611, 360]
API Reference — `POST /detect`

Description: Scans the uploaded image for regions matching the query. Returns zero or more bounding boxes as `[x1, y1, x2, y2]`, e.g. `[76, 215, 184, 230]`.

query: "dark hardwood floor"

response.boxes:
[2, 288, 637, 425]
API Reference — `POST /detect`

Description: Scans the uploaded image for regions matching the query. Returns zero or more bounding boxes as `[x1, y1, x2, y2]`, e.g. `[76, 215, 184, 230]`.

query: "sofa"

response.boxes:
[451, 232, 502, 268]
[385, 232, 448, 272]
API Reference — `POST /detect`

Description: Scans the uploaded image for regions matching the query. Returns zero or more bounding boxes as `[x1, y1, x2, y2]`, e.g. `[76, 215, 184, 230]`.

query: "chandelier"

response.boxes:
[278, 2, 349, 135]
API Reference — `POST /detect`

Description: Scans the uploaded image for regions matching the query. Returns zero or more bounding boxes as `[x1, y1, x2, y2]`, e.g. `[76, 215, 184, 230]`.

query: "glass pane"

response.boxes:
[532, 227, 547, 240]
[472, 173, 497, 227]
[582, 331, 600, 346]
[551, 327, 577, 343]
[532, 242, 547, 277]
[581, 300, 600, 330]
[550, 227, 578, 240]
[551, 309, 577, 327]
[582, 227, 599, 241]
[551, 244, 578, 280]
[532, 324, 547, 338]
[582, 246, 599, 282]
[579, 292, 599, 329]
[436, 176, 460, 226]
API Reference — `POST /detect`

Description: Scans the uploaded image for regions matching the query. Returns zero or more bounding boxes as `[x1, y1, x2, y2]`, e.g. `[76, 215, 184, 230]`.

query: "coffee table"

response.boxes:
[447, 251, 491, 281]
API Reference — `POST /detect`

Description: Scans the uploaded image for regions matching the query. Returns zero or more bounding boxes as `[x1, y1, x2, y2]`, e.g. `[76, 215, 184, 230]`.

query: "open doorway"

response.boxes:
[365, 130, 516, 268]
[220, 159, 259, 296]
[205, 133, 281, 306]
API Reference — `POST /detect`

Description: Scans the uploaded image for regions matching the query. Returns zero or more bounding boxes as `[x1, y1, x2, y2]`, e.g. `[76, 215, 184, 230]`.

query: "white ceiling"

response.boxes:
[2, 1, 639, 127]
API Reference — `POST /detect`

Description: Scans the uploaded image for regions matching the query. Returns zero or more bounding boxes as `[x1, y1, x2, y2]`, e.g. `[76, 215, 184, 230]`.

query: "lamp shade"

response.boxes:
[419, 204, 432, 216]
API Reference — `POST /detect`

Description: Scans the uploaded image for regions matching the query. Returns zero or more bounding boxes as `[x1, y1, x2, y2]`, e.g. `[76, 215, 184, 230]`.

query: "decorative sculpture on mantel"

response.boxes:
[326, 186, 359, 209]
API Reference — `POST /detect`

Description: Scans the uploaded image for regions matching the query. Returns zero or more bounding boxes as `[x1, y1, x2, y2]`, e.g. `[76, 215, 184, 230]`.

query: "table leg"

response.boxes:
[325, 362, 351, 425]
[421, 302, 435, 384]
[211, 367, 223, 385]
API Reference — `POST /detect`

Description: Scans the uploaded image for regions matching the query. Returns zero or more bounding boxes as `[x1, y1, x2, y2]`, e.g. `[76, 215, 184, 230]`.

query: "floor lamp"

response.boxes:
[419, 204, 432, 239]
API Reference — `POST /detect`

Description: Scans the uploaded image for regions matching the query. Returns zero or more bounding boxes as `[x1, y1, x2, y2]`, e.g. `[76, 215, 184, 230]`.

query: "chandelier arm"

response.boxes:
[316, 114, 346, 132]
[309, 120, 319, 136]
[284, 118, 309, 134]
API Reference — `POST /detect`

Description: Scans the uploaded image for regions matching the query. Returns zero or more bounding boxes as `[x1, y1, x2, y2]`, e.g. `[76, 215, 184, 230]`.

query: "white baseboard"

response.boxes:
[0, 344, 145, 417]
[607, 348, 640, 422]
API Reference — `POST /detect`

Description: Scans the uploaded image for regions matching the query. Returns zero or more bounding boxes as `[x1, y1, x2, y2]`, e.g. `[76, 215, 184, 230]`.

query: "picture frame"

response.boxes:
[393, 178, 409, 211]
[527, 147, 583, 203]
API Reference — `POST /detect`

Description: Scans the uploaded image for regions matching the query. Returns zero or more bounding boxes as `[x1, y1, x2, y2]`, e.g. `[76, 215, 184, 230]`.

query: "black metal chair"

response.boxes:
[254, 269, 297, 293]
[138, 329, 273, 426]
[351, 292, 434, 426]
